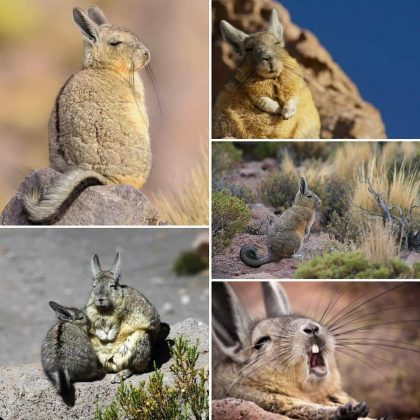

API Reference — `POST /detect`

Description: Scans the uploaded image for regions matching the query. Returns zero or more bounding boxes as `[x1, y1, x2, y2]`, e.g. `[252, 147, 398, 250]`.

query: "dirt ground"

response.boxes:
[0, 228, 209, 366]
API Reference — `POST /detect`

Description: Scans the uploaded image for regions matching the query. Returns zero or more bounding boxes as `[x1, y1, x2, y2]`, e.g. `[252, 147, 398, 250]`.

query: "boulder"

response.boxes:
[212, 398, 289, 419]
[212, 0, 386, 138]
[0, 168, 160, 225]
[0, 318, 208, 420]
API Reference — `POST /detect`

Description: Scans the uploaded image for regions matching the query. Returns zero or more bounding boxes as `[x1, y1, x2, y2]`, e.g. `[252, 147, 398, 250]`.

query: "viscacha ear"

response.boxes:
[262, 282, 290, 318]
[87, 6, 109, 26]
[91, 254, 102, 278]
[73, 7, 100, 44]
[49, 301, 76, 322]
[212, 282, 253, 363]
[220, 20, 248, 53]
[111, 252, 121, 284]
[299, 176, 307, 195]
[267, 9, 284, 45]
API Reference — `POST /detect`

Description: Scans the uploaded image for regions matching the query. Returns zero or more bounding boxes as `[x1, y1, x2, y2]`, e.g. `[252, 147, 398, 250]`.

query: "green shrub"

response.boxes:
[327, 212, 363, 244]
[212, 142, 242, 174]
[259, 170, 298, 210]
[212, 192, 250, 251]
[234, 142, 280, 160]
[294, 251, 414, 279]
[95, 336, 208, 420]
[320, 176, 352, 222]
[413, 262, 420, 279]
[213, 180, 255, 204]
[173, 251, 208, 276]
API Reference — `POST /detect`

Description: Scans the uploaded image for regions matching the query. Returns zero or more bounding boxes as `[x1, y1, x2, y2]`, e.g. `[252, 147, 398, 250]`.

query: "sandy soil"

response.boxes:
[0, 228, 209, 366]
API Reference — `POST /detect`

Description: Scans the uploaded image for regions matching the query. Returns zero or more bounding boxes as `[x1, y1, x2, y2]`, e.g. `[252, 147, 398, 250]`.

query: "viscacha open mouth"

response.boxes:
[308, 344, 327, 377]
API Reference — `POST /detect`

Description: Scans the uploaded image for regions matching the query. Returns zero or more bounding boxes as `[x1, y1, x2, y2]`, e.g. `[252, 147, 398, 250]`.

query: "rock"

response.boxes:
[212, 0, 386, 138]
[0, 168, 160, 225]
[212, 398, 289, 419]
[0, 318, 208, 420]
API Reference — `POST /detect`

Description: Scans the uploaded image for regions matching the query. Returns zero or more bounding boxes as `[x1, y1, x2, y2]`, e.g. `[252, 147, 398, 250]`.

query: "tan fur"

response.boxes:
[24, 7, 152, 224]
[240, 177, 321, 267]
[213, 16, 320, 139]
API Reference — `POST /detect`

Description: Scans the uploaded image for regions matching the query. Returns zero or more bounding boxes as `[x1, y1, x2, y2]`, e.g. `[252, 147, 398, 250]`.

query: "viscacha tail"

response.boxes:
[23, 169, 109, 225]
[240, 244, 273, 268]
[53, 368, 75, 406]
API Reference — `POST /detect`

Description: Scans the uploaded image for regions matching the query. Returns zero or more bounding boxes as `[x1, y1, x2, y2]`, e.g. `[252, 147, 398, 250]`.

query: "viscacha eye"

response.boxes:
[274, 41, 281, 45]
[245, 47, 253, 52]
[254, 336, 271, 350]
[109, 41, 122, 47]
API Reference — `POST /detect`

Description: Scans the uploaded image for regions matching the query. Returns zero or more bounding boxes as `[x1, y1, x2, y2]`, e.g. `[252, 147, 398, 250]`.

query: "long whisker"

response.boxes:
[146, 64, 163, 116]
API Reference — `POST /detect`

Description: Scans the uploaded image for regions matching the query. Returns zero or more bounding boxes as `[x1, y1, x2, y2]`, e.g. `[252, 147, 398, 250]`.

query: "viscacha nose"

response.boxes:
[301, 322, 320, 337]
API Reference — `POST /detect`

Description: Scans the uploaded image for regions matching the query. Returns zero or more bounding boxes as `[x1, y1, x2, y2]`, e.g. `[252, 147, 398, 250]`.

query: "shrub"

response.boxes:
[294, 251, 413, 279]
[259, 170, 298, 211]
[212, 180, 255, 204]
[413, 262, 420, 279]
[327, 212, 363, 244]
[212, 142, 242, 174]
[212, 192, 250, 251]
[173, 251, 208, 276]
[235, 142, 280, 160]
[320, 176, 352, 222]
[95, 336, 208, 420]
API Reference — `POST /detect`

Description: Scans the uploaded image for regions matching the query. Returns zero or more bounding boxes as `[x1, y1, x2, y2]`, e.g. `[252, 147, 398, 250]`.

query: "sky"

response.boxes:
[278, 0, 420, 139]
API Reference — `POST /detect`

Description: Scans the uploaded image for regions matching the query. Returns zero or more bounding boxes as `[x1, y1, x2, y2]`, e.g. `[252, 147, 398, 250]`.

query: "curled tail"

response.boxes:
[53, 368, 75, 406]
[240, 244, 273, 268]
[23, 169, 109, 225]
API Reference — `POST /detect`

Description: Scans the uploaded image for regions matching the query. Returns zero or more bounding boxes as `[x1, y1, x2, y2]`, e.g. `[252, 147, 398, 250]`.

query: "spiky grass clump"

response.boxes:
[173, 250, 208, 276]
[153, 144, 208, 225]
[95, 336, 208, 420]
[361, 218, 399, 263]
[333, 142, 373, 181]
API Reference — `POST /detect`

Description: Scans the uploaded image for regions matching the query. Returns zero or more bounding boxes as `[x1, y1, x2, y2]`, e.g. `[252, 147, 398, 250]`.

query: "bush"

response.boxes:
[95, 336, 208, 420]
[234, 142, 280, 160]
[413, 262, 420, 279]
[212, 142, 242, 174]
[259, 170, 298, 211]
[294, 251, 413, 279]
[212, 180, 255, 204]
[327, 212, 363, 244]
[212, 192, 250, 251]
[173, 251, 208, 275]
[320, 176, 352, 222]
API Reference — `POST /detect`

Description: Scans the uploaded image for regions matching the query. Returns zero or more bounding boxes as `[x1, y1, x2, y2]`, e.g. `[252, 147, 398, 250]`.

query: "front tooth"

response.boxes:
[312, 344, 319, 354]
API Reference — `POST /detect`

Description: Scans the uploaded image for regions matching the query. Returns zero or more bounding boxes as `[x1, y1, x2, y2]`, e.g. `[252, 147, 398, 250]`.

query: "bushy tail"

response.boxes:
[53, 368, 75, 407]
[240, 244, 273, 268]
[23, 169, 109, 225]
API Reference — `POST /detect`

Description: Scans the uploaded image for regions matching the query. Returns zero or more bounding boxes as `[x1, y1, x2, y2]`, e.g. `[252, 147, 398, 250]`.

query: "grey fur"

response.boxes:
[41, 301, 105, 406]
[86, 253, 163, 382]
[240, 176, 321, 267]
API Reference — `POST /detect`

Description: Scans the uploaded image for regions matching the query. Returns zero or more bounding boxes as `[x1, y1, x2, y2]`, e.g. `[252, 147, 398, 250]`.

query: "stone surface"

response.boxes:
[213, 398, 289, 419]
[0, 318, 208, 420]
[212, 0, 386, 139]
[0, 168, 160, 225]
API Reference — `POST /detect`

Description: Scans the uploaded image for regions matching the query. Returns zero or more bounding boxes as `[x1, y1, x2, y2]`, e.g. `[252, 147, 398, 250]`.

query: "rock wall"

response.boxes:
[0, 319, 208, 420]
[212, 0, 386, 138]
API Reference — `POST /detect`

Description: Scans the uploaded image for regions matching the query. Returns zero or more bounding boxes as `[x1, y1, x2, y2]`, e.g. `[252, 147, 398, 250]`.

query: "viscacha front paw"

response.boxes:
[335, 402, 369, 420]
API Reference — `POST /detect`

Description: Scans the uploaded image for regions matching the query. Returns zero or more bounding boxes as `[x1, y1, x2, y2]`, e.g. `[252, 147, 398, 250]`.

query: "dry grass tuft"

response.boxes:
[280, 152, 296, 176]
[333, 142, 373, 181]
[361, 218, 399, 262]
[153, 143, 208, 225]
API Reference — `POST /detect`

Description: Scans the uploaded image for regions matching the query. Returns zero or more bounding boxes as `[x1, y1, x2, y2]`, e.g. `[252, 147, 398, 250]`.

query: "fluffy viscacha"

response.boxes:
[240, 176, 321, 267]
[212, 282, 371, 420]
[41, 301, 105, 406]
[213, 9, 320, 139]
[24, 6, 152, 224]
[86, 253, 164, 383]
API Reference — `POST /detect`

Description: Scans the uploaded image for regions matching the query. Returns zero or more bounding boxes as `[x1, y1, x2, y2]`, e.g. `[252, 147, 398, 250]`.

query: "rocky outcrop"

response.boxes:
[0, 318, 208, 420]
[213, 398, 289, 419]
[212, 0, 386, 138]
[0, 168, 160, 225]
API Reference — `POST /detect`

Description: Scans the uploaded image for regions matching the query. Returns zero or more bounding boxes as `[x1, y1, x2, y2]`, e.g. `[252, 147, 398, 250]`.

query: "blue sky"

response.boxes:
[278, 0, 420, 138]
